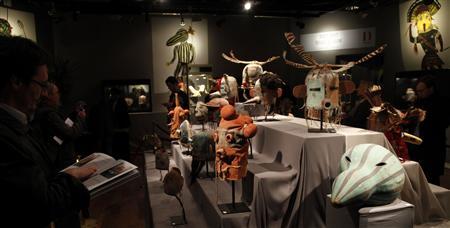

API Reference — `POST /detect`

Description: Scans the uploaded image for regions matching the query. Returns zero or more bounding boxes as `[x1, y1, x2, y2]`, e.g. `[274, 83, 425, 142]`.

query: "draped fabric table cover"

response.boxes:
[247, 116, 394, 228]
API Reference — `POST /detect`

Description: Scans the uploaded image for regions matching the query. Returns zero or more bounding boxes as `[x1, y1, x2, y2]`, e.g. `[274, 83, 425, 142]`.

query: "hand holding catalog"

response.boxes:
[63, 153, 138, 192]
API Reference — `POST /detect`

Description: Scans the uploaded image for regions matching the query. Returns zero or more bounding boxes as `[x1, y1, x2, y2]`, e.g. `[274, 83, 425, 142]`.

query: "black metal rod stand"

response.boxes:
[232, 181, 236, 208]
[175, 195, 187, 224]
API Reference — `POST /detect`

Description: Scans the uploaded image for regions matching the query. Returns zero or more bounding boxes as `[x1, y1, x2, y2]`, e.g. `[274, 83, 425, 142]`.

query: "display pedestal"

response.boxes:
[217, 181, 250, 214]
[172, 143, 251, 227]
[326, 195, 414, 228]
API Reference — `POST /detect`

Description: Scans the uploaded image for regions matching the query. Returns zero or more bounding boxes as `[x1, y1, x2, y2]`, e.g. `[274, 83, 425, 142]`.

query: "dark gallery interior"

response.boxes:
[0, 0, 450, 227]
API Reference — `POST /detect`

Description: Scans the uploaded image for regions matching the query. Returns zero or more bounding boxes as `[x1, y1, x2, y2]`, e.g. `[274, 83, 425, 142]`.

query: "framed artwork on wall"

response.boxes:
[103, 79, 152, 113]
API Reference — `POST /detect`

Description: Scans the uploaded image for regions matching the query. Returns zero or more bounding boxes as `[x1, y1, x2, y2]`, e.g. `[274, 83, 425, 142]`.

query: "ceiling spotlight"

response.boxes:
[244, 1, 252, 11]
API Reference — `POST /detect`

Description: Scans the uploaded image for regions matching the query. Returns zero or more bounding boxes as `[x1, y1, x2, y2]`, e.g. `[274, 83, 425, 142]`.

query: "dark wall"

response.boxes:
[52, 14, 153, 110]
[291, 5, 404, 102]
[47, 4, 404, 109]
[208, 15, 291, 82]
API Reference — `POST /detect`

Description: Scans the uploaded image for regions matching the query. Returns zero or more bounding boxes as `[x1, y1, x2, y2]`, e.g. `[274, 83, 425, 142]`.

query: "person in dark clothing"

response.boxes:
[32, 82, 86, 170]
[410, 75, 450, 185]
[0, 36, 96, 227]
[344, 80, 382, 129]
[88, 94, 114, 155]
[164, 75, 189, 111]
[109, 87, 131, 161]
[31, 84, 88, 228]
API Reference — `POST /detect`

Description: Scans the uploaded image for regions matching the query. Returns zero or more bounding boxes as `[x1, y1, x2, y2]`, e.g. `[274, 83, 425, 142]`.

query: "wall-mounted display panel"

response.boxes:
[0, 6, 36, 41]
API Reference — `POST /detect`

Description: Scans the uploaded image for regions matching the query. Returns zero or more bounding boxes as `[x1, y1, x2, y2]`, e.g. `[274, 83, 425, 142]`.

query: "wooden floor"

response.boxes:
[88, 152, 153, 228]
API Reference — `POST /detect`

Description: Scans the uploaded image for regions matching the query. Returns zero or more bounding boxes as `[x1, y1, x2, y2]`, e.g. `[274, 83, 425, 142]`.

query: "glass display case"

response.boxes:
[103, 79, 152, 112]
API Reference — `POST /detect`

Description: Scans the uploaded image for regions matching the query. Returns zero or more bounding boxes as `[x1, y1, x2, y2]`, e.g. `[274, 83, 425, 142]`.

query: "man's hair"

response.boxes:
[417, 75, 436, 89]
[165, 76, 178, 85]
[0, 36, 49, 89]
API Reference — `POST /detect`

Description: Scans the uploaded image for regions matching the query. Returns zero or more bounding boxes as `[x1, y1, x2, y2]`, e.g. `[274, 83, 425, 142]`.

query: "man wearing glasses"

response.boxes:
[0, 36, 96, 227]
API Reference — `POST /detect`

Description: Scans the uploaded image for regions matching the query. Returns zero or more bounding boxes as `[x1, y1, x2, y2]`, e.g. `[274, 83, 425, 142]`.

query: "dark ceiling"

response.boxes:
[13, 0, 396, 18]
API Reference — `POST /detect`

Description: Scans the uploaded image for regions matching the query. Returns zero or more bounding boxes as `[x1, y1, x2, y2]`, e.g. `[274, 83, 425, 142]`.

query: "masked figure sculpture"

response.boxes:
[179, 119, 192, 147]
[191, 131, 216, 182]
[168, 93, 190, 140]
[331, 144, 405, 207]
[283, 32, 386, 130]
[163, 167, 187, 224]
[366, 86, 425, 161]
[209, 74, 239, 105]
[215, 105, 257, 181]
[194, 101, 208, 122]
[167, 27, 196, 81]
[257, 72, 285, 118]
[222, 51, 279, 101]
[407, 0, 444, 70]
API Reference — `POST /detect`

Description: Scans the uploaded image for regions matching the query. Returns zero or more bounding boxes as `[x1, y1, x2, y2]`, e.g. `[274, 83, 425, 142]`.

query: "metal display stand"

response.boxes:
[170, 195, 187, 226]
[307, 109, 336, 133]
[217, 181, 251, 214]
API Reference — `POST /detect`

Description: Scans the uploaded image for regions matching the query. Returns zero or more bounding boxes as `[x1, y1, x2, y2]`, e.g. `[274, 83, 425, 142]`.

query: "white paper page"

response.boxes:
[83, 160, 137, 191]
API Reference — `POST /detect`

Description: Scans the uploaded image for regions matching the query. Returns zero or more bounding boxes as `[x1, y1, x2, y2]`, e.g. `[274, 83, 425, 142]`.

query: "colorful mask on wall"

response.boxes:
[166, 26, 196, 79]
[331, 144, 405, 207]
[283, 32, 386, 126]
[0, 18, 12, 37]
[215, 105, 257, 181]
[222, 51, 279, 101]
[407, 0, 445, 70]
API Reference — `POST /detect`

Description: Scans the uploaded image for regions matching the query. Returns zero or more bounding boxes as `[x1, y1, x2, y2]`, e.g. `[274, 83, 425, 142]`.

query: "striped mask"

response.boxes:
[331, 144, 405, 207]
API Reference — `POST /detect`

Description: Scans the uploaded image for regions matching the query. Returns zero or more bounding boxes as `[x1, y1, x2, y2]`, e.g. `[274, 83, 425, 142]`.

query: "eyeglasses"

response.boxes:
[31, 79, 49, 89]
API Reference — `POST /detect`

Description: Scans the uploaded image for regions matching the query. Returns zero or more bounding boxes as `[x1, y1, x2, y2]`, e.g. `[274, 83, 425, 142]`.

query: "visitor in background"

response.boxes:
[164, 75, 189, 111]
[32, 82, 86, 170]
[344, 80, 377, 129]
[109, 87, 131, 161]
[410, 75, 450, 185]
